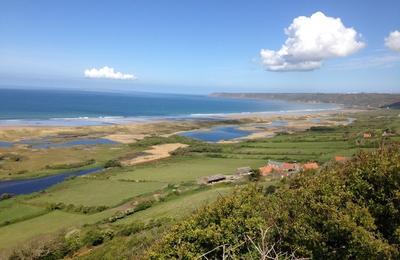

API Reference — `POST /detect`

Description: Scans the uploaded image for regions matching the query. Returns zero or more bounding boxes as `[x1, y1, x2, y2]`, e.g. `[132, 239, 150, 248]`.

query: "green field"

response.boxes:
[27, 178, 167, 207]
[116, 186, 232, 225]
[0, 210, 118, 250]
[0, 199, 47, 227]
[111, 157, 265, 183]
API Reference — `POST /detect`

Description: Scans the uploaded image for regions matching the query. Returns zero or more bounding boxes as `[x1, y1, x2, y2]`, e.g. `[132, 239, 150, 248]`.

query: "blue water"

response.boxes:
[19, 138, 117, 149]
[270, 120, 288, 127]
[0, 168, 102, 196]
[0, 138, 118, 149]
[179, 126, 251, 142]
[0, 89, 337, 125]
[0, 141, 12, 148]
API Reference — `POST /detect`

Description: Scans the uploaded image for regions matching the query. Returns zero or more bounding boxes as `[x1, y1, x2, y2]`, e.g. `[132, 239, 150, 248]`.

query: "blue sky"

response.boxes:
[0, 0, 399, 94]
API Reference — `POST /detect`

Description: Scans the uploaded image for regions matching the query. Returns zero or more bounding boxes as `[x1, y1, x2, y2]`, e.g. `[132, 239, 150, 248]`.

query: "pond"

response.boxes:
[0, 167, 102, 196]
[0, 141, 12, 148]
[270, 120, 288, 127]
[309, 118, 321, 124]
[19, 138, 118, 149]
[179, 126, 252, 142]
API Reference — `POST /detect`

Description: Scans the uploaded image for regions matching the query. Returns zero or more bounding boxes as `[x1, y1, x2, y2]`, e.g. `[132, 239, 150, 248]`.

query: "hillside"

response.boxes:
[148, 144, 400, 259]
[211, 93, 400, 108]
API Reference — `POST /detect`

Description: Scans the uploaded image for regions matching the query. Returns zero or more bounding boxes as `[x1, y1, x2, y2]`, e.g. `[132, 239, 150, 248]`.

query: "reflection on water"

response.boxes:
[0, 141, 12, 148]
[269, 120, 288, 127]
[0, 168, 102, 196]
[19, 138, 117, 149]
[309, 118, 321, 124]
[179, 126, 251, 142]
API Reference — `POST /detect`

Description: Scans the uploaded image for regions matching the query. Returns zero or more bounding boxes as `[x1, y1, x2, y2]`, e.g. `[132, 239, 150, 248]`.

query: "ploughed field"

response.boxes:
[0, 110, 399, 257]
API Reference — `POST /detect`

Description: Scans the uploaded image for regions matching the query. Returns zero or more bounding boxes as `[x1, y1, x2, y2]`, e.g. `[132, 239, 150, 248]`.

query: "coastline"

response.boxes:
[0, 107, 364, 142]
[0, 105, 345, 128]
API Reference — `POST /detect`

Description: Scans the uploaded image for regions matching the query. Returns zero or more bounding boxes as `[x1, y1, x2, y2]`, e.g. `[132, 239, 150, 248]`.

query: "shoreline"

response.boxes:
[0, 107, 365, 142]
[0, 106, 346, 128]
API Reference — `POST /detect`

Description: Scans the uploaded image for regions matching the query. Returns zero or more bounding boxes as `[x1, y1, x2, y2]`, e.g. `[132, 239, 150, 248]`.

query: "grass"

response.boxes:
[27, 178, 167, 207]
[0, 144, 133, 180]
[0, 209, 117, 249]
[116, 186, 233, 225]
[0, 199, 47, 227]
[111, 157, 265, 183]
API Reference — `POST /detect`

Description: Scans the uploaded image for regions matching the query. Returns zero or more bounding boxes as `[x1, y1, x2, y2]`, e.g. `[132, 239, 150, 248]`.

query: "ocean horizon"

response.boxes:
[0, 88, 338, 126]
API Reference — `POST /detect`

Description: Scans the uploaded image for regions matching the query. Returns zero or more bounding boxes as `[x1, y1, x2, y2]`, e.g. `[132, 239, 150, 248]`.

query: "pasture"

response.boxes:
[111, 157, 265, 183]
[27, 179, 167, 207]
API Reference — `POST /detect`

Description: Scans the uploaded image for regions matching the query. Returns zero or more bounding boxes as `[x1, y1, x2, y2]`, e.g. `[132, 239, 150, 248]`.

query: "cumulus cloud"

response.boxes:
[84, 66, 137, 80]
[385, 30, 400, 52]
[260, 11, 365, 71]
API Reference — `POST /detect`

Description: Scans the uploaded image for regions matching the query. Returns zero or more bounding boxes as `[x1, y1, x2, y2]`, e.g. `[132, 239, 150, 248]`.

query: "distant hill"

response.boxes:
[211, 93, 400, 108]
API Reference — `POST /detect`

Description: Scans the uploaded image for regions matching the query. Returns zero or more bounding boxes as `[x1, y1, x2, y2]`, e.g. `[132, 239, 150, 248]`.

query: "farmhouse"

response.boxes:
[281, 162, 301, 172]
[335, 156, 348, 162]
[259, 165, 273, 176]
[303, 162, 319, 170]
[259, 160, 302, 176]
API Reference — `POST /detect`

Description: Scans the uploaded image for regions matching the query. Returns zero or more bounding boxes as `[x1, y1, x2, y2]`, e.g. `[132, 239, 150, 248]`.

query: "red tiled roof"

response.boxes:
[303, 162, 319, 170]
[259, 165, 273, 175]
[282, 163, 298, 170]
[335, 156, 347, 162]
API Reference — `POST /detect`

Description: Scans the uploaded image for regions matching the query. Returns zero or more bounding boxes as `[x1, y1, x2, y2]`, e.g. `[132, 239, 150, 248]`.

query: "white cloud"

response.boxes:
[260, 11, 365, 71]
[385, 30, 400, 52]
[84, 66, 137, 80]
[328, 53, 400, 70]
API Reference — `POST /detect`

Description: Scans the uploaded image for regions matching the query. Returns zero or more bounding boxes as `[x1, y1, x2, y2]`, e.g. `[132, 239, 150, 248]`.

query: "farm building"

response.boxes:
[236, 167, 253, 175]
[363, 132, 372, 138]
[281, 162, 301, 172]
[335, 156, 348, 162]
[382, 130, 395, 137]
[259, 165, 273, 176]
[199, 174, 226, 184]
[259, 160, 301, 175]
[303, 162, 319, 170]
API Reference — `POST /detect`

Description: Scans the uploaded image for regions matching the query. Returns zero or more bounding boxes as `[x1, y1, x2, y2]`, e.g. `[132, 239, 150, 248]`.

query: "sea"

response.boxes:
[0, 88, 338, 126]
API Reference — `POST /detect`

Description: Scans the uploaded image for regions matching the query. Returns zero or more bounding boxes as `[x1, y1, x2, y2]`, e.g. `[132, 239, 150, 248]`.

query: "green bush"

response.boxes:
[135, 200, 155, 212]
[83, 229, 104, 246]
[45, 159, 95, 170]
[104, 159, 122, 168]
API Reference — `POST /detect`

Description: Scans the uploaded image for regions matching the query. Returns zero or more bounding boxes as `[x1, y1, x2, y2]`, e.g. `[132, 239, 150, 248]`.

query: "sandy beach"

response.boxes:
[0, 108, 364, 143]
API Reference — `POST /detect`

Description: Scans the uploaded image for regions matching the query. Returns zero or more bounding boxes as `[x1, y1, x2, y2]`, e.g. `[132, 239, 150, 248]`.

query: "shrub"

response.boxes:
[104, 159, 122, 168]
[135, 200, 155, 212]
[83, 229, 104, 246]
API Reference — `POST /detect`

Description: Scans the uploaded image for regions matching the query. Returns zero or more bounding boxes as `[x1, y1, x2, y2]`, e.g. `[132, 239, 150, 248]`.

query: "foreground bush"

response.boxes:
[148, 145, 400, 259]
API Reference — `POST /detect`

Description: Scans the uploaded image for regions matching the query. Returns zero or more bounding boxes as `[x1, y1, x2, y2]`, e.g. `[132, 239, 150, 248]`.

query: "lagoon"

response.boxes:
[0, 168, 102, 196]
[179, 126, 252, 142]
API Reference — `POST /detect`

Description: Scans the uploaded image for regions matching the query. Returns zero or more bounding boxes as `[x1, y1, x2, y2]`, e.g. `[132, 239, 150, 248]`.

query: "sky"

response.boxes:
[0, 0, 399, 94]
